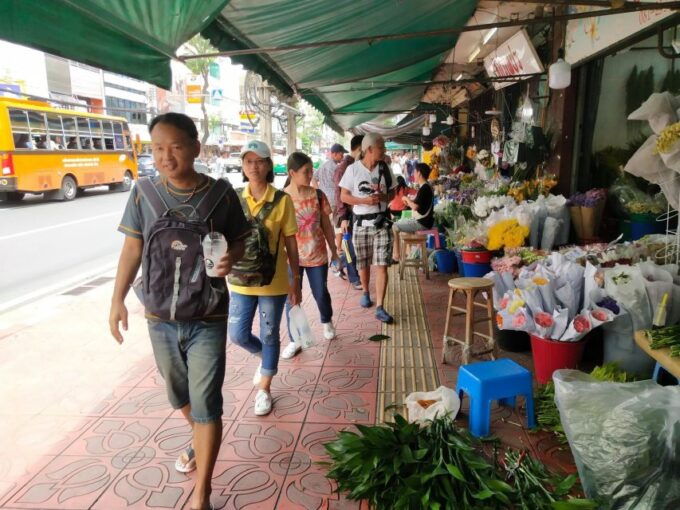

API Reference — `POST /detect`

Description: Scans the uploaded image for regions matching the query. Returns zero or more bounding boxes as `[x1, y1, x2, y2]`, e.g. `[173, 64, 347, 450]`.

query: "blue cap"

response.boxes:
[330, 143, 348, 154]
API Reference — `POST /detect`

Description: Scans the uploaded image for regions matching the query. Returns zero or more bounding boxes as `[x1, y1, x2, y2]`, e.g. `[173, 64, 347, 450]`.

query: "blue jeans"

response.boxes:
[228, 293, 287, 377]
[286, 265, 333, 340]
[340, 237, 360, 284]
[147, 320, 227, 423]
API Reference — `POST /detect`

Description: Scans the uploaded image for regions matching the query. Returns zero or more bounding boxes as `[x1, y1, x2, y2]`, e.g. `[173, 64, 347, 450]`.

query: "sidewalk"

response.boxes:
[0, 264, 574, 510]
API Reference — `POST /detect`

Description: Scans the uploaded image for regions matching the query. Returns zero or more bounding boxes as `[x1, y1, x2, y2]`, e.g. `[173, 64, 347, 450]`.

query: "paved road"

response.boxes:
[0, 173, 288, 310]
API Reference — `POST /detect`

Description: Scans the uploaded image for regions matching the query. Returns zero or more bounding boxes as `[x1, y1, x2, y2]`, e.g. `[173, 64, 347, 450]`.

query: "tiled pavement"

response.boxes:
[0, 264, 575, 510]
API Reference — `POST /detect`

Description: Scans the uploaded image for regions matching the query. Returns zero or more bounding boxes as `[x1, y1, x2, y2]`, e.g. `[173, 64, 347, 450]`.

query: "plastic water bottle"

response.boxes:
[288, 305, 315, 349]
[202, 232, 228, 277]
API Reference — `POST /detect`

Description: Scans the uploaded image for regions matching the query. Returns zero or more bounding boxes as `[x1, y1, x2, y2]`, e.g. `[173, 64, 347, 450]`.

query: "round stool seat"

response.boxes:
[401, 233, 427, 242]
[448, 277, 494, 290]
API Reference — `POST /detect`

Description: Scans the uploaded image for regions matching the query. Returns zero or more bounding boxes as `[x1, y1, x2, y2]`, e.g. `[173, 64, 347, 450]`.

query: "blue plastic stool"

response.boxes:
[652, 362, 680, 385]
[456, 359, 536, 437]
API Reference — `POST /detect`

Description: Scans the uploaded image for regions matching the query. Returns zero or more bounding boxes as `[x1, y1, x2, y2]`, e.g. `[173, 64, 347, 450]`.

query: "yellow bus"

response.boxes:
[0, 97, 138, 201]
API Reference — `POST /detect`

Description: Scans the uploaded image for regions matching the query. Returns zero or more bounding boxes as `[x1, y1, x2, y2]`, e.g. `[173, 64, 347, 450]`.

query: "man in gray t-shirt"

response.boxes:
[313, 143, 347, 212]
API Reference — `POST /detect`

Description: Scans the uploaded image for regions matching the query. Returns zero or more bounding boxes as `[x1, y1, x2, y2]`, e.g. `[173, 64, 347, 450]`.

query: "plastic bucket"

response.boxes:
[454, 250, 465, 276]
[462, 262, 492, 277]
[435, 250, 457, 273]
[461, 249, 492, 263]
[530, 334, 586, 384]
[630, 214, 664, 241]
[426, 233, 447, 250]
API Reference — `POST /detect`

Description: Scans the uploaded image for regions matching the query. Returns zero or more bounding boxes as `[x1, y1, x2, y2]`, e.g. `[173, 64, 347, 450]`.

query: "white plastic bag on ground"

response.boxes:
[405, 386, 460, 423]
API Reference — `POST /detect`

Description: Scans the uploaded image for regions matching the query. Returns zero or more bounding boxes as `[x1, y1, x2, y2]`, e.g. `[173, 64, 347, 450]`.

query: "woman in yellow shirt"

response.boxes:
[228, 140, 300, 417]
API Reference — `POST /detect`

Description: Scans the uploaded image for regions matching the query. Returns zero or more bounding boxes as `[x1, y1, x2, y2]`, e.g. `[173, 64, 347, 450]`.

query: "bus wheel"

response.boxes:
[61, 175, 77, 201]
[5, 192, 25, 202]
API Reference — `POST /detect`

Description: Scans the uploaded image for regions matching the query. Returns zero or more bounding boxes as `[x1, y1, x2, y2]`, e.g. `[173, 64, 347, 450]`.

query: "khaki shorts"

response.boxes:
[353, 225, 393, 269]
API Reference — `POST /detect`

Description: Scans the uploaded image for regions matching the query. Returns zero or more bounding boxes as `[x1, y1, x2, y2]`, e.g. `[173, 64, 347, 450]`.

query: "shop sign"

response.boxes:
[565, 2, 676, 64]
[484, 30, 545, 90]
[186, 84, 202, 104]
[239, 111, 257, 133]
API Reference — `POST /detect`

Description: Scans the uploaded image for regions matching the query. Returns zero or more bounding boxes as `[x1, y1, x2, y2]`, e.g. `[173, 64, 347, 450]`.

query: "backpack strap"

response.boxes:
[136, 177, 169, 218]
[195, 178, 230, 222]
[255, 189, 286, 222]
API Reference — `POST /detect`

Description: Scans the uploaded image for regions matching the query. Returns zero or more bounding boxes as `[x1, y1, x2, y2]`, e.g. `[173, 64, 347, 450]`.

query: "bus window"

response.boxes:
[89, 119, 103, 150]
[102, 121, 114, 150]
[77, 117, 92, 150]
[8, 109, 32, 149]
[27, 111, 48, 149]
[62, 116, 79, 149]
[47, 114, 64, 150]
[113, 122, 124, 150]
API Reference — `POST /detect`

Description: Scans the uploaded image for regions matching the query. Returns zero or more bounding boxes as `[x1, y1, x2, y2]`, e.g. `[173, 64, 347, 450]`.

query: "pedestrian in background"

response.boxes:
[281, 151, 338, 359]
[227, 140, 300, 418]
[110, 113, 249, 510]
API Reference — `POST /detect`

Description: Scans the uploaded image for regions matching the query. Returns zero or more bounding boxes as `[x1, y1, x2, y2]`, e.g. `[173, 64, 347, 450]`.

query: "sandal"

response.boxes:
[175, 446, 196, 473]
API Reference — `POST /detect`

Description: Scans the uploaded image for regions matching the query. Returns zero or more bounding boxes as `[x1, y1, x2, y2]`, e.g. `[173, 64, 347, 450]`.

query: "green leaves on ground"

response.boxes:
[368, 334, 390, 342]
[322, 414, 600, 510]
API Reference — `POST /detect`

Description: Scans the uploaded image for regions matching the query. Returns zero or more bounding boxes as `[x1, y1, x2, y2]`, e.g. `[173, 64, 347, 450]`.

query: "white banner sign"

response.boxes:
[565, 3, 676, 64]
[484, 29, 545, 90]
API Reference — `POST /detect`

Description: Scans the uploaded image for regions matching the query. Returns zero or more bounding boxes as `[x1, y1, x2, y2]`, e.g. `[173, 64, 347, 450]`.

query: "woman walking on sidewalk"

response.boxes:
[281, 152, 339, 359]
[227, 140, 301, 416]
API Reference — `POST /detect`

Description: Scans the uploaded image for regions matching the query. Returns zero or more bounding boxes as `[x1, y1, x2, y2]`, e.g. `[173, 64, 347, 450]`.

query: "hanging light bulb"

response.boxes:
[422, 125, 431, 136]
[521, 94, 534, 123]
[549, 48, 571, 89]
[445, 115, 454, 125]
[429, 113, 437, 123]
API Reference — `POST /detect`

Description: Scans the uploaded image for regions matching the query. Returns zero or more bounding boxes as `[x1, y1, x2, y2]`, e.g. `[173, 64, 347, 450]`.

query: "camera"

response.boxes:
[373, 212, 393, 230]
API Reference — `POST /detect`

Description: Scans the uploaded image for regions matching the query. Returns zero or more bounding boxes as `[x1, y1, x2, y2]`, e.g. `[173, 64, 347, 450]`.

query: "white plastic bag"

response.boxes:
[604, 265, 652, 331]
[288, 305, 315, 349]
[405, 386, 460, 423]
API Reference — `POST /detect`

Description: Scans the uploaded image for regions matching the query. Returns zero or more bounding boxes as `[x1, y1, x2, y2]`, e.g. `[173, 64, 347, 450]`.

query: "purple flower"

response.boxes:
[596, 296, 620, 315]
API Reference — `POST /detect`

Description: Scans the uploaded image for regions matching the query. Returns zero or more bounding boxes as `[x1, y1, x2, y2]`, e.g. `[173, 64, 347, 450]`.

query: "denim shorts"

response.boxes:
[147, 320, 227, 423]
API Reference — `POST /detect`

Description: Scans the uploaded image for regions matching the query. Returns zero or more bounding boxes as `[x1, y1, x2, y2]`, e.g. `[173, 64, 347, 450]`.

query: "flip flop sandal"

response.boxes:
[175, 446, 196, 473]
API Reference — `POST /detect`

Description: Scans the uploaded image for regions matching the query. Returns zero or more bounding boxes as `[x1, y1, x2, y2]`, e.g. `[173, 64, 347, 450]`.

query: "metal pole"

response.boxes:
[180, 2, 680, 60]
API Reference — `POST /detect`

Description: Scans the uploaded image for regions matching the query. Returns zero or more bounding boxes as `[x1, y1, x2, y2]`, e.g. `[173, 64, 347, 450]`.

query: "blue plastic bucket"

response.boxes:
[454, 250, 465, 276]
[435, 250, 457, 273]
[426, 233, 447, 250]
[630, 215, 664, 241]
[462, 262, 492, 277]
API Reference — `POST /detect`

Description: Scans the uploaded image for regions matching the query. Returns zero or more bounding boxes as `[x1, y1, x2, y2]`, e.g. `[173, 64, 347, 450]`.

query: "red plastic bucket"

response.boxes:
[461, 249, 492, 263]
[530, 334, 586, 384]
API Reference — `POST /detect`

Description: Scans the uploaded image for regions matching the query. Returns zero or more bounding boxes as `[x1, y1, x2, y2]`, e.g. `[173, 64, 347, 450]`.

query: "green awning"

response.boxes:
[0, 0, 477, 131]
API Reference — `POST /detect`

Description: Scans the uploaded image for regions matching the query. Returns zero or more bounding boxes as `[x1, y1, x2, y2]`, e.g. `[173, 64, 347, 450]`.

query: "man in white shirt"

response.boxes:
[339, 133, 396, 323]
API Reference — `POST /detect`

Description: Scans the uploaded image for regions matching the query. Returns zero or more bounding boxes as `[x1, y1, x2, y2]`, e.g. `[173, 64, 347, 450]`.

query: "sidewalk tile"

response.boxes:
[218, 421, 303, 463]
[306, 392, 376, 425]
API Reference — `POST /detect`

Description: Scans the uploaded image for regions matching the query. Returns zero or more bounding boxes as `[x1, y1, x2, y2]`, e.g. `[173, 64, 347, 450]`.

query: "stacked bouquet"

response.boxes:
[567, 188, 606, 242]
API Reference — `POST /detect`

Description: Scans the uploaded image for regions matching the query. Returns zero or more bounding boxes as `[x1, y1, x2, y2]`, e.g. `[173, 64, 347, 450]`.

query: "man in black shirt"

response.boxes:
[392, 163, 434, 261]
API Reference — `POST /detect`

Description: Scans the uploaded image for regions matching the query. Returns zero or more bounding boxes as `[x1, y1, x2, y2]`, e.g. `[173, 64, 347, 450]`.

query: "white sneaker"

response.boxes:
[253, 389, 272, 416]
[323, 322, 336, 340]
[252, 361, 262, 386]
[281, 342, 302, 359]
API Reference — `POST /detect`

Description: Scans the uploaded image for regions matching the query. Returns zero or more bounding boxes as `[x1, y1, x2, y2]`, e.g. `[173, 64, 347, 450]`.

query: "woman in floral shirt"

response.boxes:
[282, 152, 340, 358]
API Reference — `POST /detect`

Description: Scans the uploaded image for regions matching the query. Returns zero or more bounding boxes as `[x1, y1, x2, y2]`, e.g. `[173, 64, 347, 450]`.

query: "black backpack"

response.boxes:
[132, 177, 230, 321]
[228, 189, 285, 287]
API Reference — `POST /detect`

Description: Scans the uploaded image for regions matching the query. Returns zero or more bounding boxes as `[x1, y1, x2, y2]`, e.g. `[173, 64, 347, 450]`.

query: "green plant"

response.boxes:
[323, 414, 598, 510]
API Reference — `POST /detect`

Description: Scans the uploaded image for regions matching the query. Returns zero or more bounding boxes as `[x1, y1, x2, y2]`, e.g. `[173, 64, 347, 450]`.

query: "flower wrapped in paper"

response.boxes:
[514, 282, 545, 316]
[534, 311, 555, 339]
[560, 313, 592, 342]
[589, 307, 615, 328]
[551, 308, 570, 340]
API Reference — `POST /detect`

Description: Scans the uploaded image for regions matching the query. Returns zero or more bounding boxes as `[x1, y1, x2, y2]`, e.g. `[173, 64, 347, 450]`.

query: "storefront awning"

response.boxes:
[0, 0, 477, 131]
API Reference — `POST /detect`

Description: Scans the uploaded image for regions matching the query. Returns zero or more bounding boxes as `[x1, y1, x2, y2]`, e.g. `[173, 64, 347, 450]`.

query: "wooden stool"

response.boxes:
[399, 233, 429, 280]
[442, 277, 496, 364]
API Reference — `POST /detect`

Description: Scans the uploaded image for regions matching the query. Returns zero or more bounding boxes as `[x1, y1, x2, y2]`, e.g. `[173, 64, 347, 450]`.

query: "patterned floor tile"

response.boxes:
[4, 455, 127, 509]
[324, 345, 380, 367]
[318, 367, 378, 393]
[277, 344, 328, 367]
[107, 388, 175, 420]
[59, 417, 165, 458]
[278, 464, 362, 510]
[270, 366, 322, 392]
[222, 365, 258, 391]
[136, 370, 166, 389]
[237, 391, 310, 423]
[218, 422, 302, 462]
[306, 392, 376, 425]
[225, 345, 261, 366]
[145, 418, 234, 461]
[295, 424, 359, 463]
[0, 456, 55, 508]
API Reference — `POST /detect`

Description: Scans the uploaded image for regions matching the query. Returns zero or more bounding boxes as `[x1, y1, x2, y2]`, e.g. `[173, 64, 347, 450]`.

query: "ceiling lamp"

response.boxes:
[428, 113, 437, 123]
[468, 46, 481, 63]
[441, 115, 454, 125]
[548, 48, 571, 89]
[485, 109, 502, 116]
[482, 27, 498, 45]
[422, 125, 431, 136]
[455, 73, 463, 81]
[520, 94, 534, 123]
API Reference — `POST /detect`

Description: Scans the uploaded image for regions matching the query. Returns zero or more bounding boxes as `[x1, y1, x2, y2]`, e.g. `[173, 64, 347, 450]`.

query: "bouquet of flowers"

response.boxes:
[487, 219, 530, 250]
[472, 195, 516, 218]
[433, 134, 450, 149]
[568, 188, 607, 241]
[507, 175, 558, 203]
